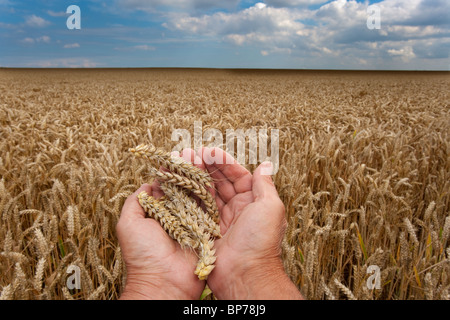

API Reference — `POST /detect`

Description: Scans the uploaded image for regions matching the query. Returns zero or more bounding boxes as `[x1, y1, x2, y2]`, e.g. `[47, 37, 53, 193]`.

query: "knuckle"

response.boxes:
[274, 197, 286, 215]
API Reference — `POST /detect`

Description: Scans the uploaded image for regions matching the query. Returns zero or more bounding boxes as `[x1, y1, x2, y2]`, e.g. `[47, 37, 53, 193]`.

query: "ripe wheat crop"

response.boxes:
[132, 143, 220, 280]
[0, 69, 449, 300]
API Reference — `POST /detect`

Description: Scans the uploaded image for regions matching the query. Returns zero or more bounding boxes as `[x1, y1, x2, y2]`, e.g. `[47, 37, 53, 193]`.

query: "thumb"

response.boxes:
[252, 161, 278, 201]
[120, 183, 152, 220]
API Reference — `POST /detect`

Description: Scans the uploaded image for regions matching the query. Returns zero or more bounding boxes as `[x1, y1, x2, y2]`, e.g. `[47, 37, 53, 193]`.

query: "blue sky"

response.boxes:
[0, 0, 448, 69]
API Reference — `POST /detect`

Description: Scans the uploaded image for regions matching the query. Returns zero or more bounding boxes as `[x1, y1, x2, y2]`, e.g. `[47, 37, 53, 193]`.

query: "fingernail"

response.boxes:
[261, 161, 273, 175]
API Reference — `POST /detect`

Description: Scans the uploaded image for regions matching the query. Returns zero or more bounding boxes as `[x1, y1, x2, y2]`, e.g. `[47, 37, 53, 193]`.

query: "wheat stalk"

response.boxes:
[403, 217, 419, 247]
[0, 285, 13, 300]
[334, 278, 357, 300]
[33, 258, 46, 291]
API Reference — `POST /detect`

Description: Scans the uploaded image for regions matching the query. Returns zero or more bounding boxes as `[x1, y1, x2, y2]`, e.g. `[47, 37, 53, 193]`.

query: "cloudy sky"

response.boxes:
[0, 0, 448, 69]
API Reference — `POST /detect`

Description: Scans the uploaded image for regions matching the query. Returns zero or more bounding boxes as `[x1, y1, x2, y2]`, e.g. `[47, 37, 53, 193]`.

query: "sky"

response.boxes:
[0, 0, 449, 69]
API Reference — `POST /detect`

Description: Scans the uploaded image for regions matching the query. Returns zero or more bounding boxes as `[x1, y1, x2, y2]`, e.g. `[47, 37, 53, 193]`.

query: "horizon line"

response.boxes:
[0, 67, 449, 72]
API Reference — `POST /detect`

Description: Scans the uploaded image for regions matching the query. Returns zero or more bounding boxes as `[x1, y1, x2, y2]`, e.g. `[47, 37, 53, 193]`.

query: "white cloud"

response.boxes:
[64, 43, 80, 49]
[37, 36, 51, 43]
[133, 45, 156, 50]
[356, 58, 368, 65]
[377, 0, 450, 26]
[116, 0, 239, 13]
[388, 46, 416, 62]
[30, 58, 99, 68]
[255, 3, 267, 9]
[21, 36, 51, 45]
[384, 25, 445, 38]
[21, 37, 35, 44]
[260, 47, 293, 56]
[25, 15, 51, 28]
[114, 44, 156, 51]
[321, 47, 333, 55]
[162, 0, 450, 69]
[315, 0, 367, 27]
[47, 10, 67, 17]
[264, 0, 329, 7]
[164, 3, 308, 46]
[0, 22, 14, 29]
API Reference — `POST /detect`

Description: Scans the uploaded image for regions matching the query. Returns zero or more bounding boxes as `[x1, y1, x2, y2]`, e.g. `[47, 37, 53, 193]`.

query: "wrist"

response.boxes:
[213, 257, 303, 300]
[120, 273, 199, 300]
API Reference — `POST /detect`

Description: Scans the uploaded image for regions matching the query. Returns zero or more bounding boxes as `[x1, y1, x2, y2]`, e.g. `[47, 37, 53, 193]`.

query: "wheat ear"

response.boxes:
[159, 182, 221, 239]
[132, 144, 220, 280]
[149, 168, 220, 224]
[137, 191, 198, 249]
[194, 235, 217, 280]
[130, 144, 213, 188]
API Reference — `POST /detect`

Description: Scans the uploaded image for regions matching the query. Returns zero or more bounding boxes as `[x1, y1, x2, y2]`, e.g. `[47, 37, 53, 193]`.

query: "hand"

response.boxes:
[198, 147, 304, 300]
[117, 151, 206, 300]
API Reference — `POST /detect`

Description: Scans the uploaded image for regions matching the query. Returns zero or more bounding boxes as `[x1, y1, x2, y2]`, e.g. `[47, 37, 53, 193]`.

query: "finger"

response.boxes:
[150, 180, 165, 199]
[215, 194, 226, 212]
[120, 184, 152, 220]
[204, 164, 235, 203]
[179, 148, 206, 171]
[199, 147, 252, 202]
[252, 162, 279, 202]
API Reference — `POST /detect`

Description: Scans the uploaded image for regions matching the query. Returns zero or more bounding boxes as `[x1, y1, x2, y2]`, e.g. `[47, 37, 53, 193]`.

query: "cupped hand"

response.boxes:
[117, 150, 206, 300]
[198, 147, 303, 300]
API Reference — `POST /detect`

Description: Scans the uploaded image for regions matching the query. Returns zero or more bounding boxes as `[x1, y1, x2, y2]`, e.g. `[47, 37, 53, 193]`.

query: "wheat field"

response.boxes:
[0, 68, 449, 300]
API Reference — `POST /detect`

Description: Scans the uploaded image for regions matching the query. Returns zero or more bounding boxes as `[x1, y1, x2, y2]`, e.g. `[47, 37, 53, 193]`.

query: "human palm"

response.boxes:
[197, 147, 287, 299]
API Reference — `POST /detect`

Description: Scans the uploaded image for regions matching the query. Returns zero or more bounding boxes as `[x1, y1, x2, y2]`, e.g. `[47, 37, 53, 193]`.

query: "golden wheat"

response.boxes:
[137, 191, 199, 249]
[0, 69, 449, 299]
[148, 167, 219, 224]
[133, 144, 220, 280]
